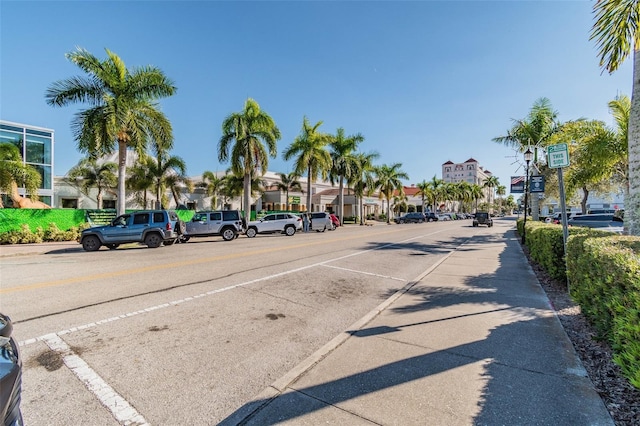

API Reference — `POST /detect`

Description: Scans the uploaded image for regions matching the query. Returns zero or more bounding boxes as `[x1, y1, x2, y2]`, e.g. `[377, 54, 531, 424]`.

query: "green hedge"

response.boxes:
[518, 217, 640, 388]
[566, 235, 640, 388]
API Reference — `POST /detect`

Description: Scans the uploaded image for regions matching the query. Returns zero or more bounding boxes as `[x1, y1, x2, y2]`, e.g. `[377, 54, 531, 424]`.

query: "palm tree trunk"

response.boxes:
[244, 172, 251, 223]
[97, 188, 103, 209]
[386, 194, 391, 224]
[627, 47, 640, 235]
[306, 166, 312, 212]
[338, 176, 344, 224]
[117, 139, 127, 215]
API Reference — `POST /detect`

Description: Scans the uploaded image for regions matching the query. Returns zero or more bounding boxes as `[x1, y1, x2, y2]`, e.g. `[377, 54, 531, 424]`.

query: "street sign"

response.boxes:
[530, 175, 545, 193]
[547, 143, 570, 168]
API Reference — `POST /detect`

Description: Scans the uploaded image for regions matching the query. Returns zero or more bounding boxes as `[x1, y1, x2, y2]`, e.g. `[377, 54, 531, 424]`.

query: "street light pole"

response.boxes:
[522, 147, 533, 244]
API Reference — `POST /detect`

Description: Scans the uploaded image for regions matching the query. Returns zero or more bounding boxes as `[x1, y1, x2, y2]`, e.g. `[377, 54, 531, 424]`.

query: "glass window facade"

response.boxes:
[0, 121, 54, 203]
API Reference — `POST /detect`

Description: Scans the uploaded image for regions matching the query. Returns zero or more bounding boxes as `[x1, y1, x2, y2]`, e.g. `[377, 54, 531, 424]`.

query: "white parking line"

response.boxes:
[42, 333, 149, 426]
[321, 264, 406, 281]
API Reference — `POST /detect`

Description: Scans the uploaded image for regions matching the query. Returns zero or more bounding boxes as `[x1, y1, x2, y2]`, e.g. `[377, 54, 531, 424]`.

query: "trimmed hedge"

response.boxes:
[518, 217, 640, 388]
[566, 234, 640, 387]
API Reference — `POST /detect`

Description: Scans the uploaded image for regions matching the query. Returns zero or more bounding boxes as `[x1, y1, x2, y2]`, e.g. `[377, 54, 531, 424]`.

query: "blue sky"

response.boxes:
[0, 1, 632, 195]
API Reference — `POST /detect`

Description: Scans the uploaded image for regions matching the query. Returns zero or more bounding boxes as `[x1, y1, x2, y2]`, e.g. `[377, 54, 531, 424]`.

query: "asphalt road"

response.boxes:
[2, 218, 493, 425]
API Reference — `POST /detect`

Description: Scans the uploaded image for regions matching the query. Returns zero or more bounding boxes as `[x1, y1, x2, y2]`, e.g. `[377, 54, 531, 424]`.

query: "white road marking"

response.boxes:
[321, 264, 406, 281]
[42, 333, 149, 426]
[20, 228, 454, 425]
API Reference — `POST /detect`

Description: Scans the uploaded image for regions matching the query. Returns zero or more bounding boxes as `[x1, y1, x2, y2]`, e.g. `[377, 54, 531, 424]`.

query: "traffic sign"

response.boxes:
[547, 143, 569, 168]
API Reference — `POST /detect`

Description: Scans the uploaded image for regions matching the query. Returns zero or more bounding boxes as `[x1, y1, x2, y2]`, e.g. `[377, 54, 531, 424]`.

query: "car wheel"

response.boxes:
[106, 243, 119, 250]
[163, 239, 177, 246]
[145, 233, 163, 248]
[246, 227, 257, 238]
[285, 225, 296, 236]
[222, 227, 236, 241]
[175, 220, 186, 235]
[181, 235, 190, 243]
[82, 236, 101, 252]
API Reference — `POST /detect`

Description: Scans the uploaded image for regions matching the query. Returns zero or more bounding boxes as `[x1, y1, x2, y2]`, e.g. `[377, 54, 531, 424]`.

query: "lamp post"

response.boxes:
[522, 147, 533, 244]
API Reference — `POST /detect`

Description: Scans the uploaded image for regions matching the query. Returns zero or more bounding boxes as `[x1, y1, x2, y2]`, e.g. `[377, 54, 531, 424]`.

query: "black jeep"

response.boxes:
[472, 212, 493, 227]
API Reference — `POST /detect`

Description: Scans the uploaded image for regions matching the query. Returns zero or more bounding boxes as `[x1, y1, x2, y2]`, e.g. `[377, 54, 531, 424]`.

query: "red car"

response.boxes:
[330, 214, 340, 228]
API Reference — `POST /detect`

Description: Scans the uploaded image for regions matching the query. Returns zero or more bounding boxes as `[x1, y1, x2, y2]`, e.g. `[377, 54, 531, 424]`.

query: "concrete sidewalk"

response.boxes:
[222, 226, 613, 425]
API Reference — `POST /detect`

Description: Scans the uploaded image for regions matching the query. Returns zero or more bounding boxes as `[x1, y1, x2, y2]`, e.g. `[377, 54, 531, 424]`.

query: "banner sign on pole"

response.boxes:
[510, 176, 525, 193]
[530, 175, 545, 193]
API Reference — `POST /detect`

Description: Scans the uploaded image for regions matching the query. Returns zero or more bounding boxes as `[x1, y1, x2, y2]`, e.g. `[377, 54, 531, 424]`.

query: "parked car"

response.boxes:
[425, 212, 439, 222]
[0, 313, 22, 426]
[246, 213, 302, 237]
[310, 212, 335, 231]
[437, 214, 450, 221]
[567, 213, 623, 233]
[80, 210, 184, 251]
[472, 212, 493, 227]
[182, 210, 243, 242]
[395, 212, 426, 224]
[329, 213, 340, 228]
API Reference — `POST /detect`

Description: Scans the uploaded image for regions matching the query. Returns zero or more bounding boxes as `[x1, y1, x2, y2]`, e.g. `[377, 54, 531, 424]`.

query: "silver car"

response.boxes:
[310, 212, 334, 232]
[567, 213, 623, 234]
[183, 210, 243, 242]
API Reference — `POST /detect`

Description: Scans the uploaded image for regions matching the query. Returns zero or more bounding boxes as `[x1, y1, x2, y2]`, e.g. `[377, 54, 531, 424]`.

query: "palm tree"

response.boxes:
[329, 128, 364, 224]
[67, 157, 117, 209]
[351, 151, 380, 224]
[221, 169, 266, 214]
[0, 143, 41, 208]
[198, 171, 224, 210]
[483, 176, 500, 212]
[276, 172, 303, 211]
[591, 0, 640, 235]
[427, 175, 445, 213]
[126, 155, 155, 209]
[283, 117, 332, 213]
[147, 149, 191, 209]
[219, 98, 281, 224]
[493, 97, 560, 221]
[374, 163, 409, 224]
[470, 184, 484, 212]
[46, 47, 176, 216]
[415, 180, 432, 213]
[496, 184, 507, 213]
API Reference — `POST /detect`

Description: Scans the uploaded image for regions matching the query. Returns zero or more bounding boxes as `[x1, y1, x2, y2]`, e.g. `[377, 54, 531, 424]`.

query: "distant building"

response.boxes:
[0, 120, 55, 206]
[442, 158, 493, 206]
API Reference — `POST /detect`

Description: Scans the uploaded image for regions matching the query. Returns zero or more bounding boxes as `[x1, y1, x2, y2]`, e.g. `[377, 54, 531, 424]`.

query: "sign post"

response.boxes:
[547, 143, 571, 289]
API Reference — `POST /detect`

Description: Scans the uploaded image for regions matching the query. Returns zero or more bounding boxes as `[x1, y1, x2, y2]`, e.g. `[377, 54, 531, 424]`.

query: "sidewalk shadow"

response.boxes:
[220, 229, 607, 425]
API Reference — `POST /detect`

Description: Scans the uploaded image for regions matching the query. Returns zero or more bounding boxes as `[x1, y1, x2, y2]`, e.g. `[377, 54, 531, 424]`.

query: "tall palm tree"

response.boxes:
[0, 143, 41, 208]
[496, 184, 507, 213]
[126, 155, 154, 209]
[483, 176, 500, 212]
[351, 151, 380, 224]
[415, 180, 432, 213]
[427, 175, 445, 213]
[329, 128, 364, 224]
[470, 184, 484, 212]
[591, 0, 640, 235]
[198, 171, 224, 210]
[283, 116, 332, 213]
[45, 47, 176, 215]
[374, 163, 409, 224]
[276, 172, 303, 211]
[219, 98, 280, 224]
[67, 157, 117, 209]
[493, 97, 560, 221]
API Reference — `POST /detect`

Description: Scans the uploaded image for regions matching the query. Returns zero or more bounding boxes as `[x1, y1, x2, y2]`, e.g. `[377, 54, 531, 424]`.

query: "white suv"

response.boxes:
[245, 213, 302, 237]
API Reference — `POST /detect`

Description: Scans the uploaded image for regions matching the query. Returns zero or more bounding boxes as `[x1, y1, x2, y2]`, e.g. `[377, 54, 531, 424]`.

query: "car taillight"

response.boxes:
[166, 222, 172, 231]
